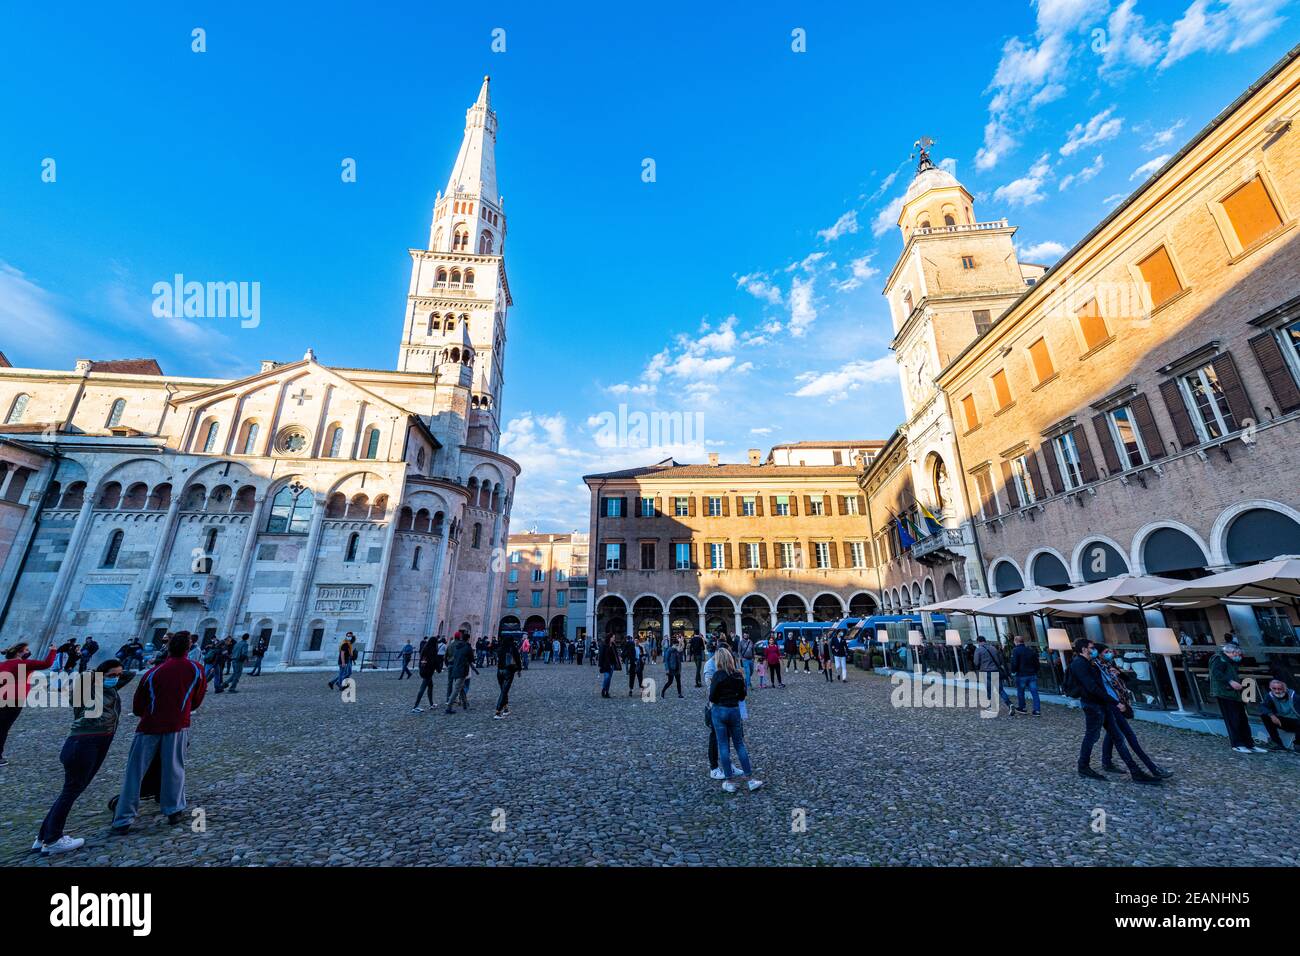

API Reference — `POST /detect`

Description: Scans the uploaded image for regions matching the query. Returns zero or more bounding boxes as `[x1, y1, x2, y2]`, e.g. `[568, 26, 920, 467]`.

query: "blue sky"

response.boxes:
[0, 1, 1294, 531]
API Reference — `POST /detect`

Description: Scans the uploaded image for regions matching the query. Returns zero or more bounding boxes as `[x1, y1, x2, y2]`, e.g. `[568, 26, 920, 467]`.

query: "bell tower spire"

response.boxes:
[397, 77, 513, 453]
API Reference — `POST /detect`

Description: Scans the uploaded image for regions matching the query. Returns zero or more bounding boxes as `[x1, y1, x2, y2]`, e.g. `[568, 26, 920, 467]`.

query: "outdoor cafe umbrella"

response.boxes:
[1151, 556, 1300, 618]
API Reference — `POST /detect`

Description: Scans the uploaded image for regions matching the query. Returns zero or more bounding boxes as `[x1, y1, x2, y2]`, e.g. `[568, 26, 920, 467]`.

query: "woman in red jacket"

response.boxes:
[1, 641, 59, 766]
[764, 639, 784, 689]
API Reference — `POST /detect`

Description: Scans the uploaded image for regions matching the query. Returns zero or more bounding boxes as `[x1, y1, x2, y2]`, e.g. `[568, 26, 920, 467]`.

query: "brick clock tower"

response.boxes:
[880, 142, 1045, 593]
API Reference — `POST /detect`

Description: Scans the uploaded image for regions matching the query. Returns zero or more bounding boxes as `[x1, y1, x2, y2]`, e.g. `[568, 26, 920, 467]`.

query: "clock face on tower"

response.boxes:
[907, 347, 932, 406]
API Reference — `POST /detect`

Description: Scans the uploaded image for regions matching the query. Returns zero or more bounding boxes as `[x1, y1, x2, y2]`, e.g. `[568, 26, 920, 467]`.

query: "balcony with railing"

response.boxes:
[910, 219, 1010, 240]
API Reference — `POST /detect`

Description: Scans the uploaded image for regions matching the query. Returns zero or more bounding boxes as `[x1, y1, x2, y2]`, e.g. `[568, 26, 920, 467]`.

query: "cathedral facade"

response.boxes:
[0, 77, 519, 666]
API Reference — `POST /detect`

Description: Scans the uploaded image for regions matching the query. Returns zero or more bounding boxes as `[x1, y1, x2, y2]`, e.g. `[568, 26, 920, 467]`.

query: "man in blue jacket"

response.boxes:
[1009, 635, 1041, 716]
[1261, 678, 1300, 751]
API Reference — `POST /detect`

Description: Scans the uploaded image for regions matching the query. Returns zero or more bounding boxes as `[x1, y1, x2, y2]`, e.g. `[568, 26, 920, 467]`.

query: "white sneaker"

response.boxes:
[709, 768, 725, 780]
[1251, 746, 1269, 753]
[411, 707, 422, 713]
[747, 779, 765, 792]
[42, 835, 84, 856]
[493, 713, 505, 720]
[721, 780, 738, 793]
[1232, 746, 1254, 753]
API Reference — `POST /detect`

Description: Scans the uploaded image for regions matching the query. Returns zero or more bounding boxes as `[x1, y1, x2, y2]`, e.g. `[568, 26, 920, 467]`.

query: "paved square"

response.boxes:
[3, 662, 1298, 866]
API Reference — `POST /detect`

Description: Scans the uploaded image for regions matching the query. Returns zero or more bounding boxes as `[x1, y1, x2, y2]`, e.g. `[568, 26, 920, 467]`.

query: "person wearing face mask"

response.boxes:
[0, 641, 59, 767]
[1259, 679, 1300, 752]
[33, 658, 136, 855]
[1095, 644, 1172, 779]
[1210, 641, 1267, 753]
[1068, 639, 1159, 783]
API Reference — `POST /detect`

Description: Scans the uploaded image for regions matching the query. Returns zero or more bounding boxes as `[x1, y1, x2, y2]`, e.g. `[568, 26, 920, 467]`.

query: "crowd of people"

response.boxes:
[3, 631, 208, 857]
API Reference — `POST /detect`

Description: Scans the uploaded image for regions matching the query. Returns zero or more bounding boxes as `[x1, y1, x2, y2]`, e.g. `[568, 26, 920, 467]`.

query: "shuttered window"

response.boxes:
[975, 470, 998, 519]
[961, 393, 979, 430]
[1248, 322, 1300, 414]
[1222, 176, 1282, 250]
[1028, 337, 1054, 383]
[991, 369, 1013, 410]
[1052, 432, 1084, 490]
[1137, 246, 1183, 309]
[1107, 405, 1148, 469]
[1076, 298, 1109, 351]
[1180, 363, 1237, 441]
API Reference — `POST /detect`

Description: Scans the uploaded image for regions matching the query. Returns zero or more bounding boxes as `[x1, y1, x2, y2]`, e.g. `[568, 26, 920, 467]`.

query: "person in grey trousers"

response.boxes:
[444, 632, 477, 714]
[226, 635, 250, 693]
[111, 632, 206, 834]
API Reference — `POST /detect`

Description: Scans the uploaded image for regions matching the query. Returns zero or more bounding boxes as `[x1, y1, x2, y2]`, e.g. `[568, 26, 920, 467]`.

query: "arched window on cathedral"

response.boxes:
[325, 424, 344, 458]
[464, 269, 475, 286]
[472, 522, 482, 549]
[102, 529, 124, 568]
[6, 393, 29, 424]
[345, 532, 360, 562]
[450, 269, 462, 287]
[435, 268, 448, 286]
[412, 546, 422, 571]
[266, 484, 313, 534]
[363, 427, 381, 460]
[106, 398, 126, 428]
[201, 419, 220, 453]
[944, 213, 956, 226]
[445, 317, 455, 332]
[239, 421, 260, 455]
[427, 313, 439, 335]
[478, 231, 493, 254]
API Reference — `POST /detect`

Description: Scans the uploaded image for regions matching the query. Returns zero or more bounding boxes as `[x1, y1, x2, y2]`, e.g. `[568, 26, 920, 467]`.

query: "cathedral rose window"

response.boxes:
[275, 427, 310, 455]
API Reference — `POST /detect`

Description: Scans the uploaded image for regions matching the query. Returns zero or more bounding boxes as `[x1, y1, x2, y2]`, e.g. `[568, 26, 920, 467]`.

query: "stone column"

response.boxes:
[625, 609, 633, 639]
[697, 611, 705, 636]
[805, 609, 815, 622]
[421, 529, 453, 637]
[662, 609, 671, 642]
[221, 494, 269, 637]
[279, 495, 326, 666]
[734, 610, 743, 640]
[38, 495, 97, 649]
[479, 507, 506, 635]
[132, 494, 185, 640]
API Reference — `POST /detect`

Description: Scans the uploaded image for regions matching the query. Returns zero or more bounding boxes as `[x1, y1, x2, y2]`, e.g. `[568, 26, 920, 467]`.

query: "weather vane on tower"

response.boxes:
[912, 136, 936, 172]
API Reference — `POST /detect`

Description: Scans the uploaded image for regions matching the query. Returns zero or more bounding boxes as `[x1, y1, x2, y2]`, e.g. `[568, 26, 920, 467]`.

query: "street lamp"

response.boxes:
[945, 628, 963, 677]
[1148, 626, 1194, 716]
[908, 629, 923, 674]
[876, 628, 889, 669]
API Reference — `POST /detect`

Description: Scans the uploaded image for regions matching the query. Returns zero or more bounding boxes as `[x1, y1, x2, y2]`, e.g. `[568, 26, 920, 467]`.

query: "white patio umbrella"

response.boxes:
[978, 587, 1126, 619]
[915, 596, 999, 614]
[1152, 556, 1300, 613]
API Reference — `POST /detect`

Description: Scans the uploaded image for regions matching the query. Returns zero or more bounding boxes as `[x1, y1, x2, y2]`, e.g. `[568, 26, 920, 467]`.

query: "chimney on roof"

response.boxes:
[747, 448, 761, 466]
[708, 452, 719, 466]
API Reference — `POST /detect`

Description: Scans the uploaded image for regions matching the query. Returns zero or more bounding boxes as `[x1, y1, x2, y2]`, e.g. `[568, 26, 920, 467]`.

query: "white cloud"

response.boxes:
[1103, 192, 1127, 206]
[975, 118, 1018, 172]
[817, 210, 860, 243]
[1130, 153, 1171, 180]
[788, 275, 817, 338]
[691, 315, 738, 353]
[1099, 0, 1165, 74]
[1162, 0, 1288, 70]
[750, 426, 773, 435]
[1058, 153, 1105, 190]
[786, 251, 827, 273]
[869, 169, 900, 201]
[1019, 240, 1069, 262]
[1144, 119, 1186, 151]
[834, 255, 879, 293]
[791, 357, 896, 403]
[735, 271, 783, 306]
[871, 192, 906, 237]
[993, 154, 1052, 207]
[1060, 107, 1124, 156]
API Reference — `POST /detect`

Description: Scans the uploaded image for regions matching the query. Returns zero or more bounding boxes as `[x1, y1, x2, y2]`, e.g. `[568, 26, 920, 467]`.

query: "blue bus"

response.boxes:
[761, 614, 946, 650]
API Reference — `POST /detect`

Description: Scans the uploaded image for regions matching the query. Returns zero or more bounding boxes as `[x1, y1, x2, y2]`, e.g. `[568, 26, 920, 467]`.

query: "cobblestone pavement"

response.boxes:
[3, 661, 1298, 866]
